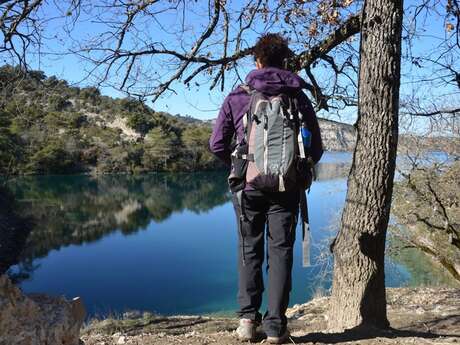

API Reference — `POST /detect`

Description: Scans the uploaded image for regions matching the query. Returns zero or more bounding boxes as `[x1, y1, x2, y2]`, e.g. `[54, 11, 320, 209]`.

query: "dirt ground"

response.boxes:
[81, 288, 460, 345]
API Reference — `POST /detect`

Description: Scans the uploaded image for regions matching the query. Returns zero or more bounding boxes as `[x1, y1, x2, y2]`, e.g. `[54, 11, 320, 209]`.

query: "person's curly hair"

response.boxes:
[253, 33, 292, 68]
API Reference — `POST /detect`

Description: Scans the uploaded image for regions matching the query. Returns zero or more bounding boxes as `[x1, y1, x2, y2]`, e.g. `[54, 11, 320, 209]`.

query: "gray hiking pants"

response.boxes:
[232, 189, 299, 337]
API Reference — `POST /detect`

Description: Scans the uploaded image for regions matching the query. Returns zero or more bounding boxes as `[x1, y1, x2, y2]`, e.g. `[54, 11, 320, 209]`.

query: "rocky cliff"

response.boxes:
[318, 118, 356, 151]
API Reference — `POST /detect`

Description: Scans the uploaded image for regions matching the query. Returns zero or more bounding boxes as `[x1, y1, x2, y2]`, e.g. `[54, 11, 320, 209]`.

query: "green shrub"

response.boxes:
[118, 97, 146, 113]
[0, 128, 22, 174]
[126, 112, 155, 135]
[48, 95, 72, 111]
[26, 142, 76, 174]
[80, 87, 101, 106]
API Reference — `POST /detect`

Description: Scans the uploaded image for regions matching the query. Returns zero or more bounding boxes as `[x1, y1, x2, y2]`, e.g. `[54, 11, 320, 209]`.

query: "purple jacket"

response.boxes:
[209, 67, 323, 167]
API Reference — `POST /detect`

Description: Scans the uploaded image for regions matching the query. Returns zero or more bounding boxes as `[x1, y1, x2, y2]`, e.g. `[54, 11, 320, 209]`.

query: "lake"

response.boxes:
[6, 152, 449, 317]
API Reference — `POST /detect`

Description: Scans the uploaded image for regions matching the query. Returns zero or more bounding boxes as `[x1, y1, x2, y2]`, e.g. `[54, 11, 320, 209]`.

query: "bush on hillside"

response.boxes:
[126, 112, 156, 135]
[26, 142, 76, 174]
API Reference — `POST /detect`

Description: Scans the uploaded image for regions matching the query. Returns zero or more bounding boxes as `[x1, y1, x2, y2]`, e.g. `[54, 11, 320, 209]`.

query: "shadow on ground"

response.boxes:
[292, 326, 460, 344]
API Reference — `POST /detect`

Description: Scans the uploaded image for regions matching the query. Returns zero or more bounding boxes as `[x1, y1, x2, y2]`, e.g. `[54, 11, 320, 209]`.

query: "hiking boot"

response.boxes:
[266, 329, 290, 344]
[236, 318, 258, 341]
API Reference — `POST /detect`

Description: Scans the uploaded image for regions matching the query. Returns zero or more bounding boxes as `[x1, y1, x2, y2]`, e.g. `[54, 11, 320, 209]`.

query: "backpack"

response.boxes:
[228, 85, 313, 193]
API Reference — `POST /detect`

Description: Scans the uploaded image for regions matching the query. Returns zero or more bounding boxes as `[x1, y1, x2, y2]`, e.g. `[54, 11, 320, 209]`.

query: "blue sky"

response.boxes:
[20, 0, 459, 126]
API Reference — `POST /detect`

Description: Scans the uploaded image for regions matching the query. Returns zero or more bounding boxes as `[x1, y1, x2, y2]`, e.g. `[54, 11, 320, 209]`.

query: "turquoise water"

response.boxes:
[7, 152, 438, 317]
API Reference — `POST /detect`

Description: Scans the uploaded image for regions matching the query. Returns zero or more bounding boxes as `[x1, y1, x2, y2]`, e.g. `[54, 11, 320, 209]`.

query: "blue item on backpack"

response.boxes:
[301, 126, 312, 149]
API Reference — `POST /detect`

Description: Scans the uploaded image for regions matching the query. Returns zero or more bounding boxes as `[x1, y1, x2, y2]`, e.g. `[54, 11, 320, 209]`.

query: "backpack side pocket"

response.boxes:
[228, 143, 249, 193]
[296, 157, 314, 190]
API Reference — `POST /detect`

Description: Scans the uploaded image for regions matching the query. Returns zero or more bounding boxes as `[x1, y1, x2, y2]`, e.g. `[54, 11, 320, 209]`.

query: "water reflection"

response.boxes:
[4, 155, 354, 314]
[8, 160, 351, 265]
[8, 172, 230, 264]
[0, 186, 32, 276]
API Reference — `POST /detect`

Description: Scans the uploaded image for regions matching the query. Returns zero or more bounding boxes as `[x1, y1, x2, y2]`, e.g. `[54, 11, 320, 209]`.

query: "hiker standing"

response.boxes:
[209, 34, 323, 344]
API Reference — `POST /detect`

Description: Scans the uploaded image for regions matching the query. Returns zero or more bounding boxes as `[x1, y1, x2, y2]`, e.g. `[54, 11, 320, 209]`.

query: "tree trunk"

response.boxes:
[328, 0, 404, 331]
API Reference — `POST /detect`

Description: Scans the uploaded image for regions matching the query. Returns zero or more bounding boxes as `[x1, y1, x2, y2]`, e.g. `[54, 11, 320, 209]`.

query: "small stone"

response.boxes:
[117, 335, 127, 344]
[123, 310, 142, 319]
[72, 297, 86, 322]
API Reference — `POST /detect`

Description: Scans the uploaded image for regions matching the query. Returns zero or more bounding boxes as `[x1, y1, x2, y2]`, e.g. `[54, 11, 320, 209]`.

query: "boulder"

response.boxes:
[0, 275, 85, 345]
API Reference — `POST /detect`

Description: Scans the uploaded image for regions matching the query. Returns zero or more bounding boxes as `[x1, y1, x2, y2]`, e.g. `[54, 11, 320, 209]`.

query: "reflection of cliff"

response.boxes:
[315, 162, 350, 181]
[7, 172, 229, 264]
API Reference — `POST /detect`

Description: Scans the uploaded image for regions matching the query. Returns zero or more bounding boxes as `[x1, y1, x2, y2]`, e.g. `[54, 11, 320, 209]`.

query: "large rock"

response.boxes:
[0, 275, 85, 345]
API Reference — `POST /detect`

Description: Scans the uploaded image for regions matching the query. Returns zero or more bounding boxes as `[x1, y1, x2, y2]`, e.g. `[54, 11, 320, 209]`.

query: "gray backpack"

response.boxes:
[229, 85, 314, 267]
[229, 86, 310, 193]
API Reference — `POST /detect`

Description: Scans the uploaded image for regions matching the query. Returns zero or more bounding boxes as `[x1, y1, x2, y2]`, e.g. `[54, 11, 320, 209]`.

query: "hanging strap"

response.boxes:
[299, 189, 310, 267]
[240, 83, 256, 146]
[290, 91, 310, 267]
[235, 190, 247, 266]
[298, 131, 306, 159]
[293, 96, 305, 160]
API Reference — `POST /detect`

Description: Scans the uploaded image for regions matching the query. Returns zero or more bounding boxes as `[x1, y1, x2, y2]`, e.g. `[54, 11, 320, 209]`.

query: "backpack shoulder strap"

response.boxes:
[239, 83, 252, 94]
[239, 84, 257, 144]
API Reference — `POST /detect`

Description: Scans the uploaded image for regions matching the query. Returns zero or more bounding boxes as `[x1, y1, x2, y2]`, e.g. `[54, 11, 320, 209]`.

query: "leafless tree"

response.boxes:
[0, 0, 82, 67]
[1, 0, 459, 333]
[392, 99, 460, 284]
[2, 1, 457, 117]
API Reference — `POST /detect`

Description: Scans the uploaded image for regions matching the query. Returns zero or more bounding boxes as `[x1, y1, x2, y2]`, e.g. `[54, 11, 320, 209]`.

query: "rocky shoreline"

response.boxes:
[81, 287, 460, 345]
[1, 272, 459, 345]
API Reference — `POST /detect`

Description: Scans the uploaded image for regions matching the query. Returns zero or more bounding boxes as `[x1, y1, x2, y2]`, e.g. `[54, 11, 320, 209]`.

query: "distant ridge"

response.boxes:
[3, 66, 452, 176]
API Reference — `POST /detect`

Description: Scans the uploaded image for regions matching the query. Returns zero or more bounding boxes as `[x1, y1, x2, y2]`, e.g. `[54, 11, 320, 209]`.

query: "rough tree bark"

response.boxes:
[328, 0, 404, 331]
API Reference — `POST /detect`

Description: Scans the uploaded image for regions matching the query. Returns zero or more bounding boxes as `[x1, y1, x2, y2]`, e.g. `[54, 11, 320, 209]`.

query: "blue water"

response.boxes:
[7, 152, 437, 317]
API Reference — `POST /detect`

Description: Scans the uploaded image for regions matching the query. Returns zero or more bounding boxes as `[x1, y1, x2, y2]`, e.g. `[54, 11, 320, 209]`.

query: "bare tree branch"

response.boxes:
[402, 107, 460, 117]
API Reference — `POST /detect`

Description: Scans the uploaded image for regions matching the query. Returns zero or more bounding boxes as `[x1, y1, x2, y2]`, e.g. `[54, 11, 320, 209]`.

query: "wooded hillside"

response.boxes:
[0, 66, 359, 175]
[0, 66, 218, 175]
